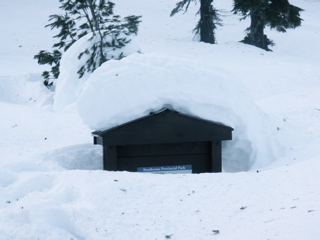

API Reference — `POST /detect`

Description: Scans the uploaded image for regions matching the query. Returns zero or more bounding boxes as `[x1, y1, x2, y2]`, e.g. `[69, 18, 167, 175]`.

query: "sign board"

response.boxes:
[137, 165, 192, 174]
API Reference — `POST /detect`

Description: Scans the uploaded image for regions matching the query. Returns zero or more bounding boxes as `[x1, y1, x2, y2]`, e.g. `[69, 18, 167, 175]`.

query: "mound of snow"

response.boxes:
[0, 74, 53, 106]
[41, 144, 103, 170]
[53, 33, 140, 111]
[77, 53, 279, 171]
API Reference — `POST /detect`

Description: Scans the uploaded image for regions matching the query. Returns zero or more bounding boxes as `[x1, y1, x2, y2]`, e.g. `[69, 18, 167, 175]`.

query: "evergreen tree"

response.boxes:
[34, 0, 141, 88]
[233, 0, 303, 51]
[170, 0, 221, 44]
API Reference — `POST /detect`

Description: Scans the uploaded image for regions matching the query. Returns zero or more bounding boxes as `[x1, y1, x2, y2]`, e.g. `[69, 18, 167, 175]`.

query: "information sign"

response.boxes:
[137, 165, 192, 174]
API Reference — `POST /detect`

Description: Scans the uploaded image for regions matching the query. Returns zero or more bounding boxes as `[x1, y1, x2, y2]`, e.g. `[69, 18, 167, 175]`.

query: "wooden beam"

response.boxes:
[211, 141, 222, 172]
[104, 145, 117, 171]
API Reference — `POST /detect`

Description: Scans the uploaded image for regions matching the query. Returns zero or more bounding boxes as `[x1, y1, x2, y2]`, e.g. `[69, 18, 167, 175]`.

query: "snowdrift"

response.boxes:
[53, 33, 140, 111]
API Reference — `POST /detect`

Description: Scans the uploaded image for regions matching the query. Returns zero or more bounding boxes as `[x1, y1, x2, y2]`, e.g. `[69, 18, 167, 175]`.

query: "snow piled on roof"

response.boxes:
[77, 53, 279, 171]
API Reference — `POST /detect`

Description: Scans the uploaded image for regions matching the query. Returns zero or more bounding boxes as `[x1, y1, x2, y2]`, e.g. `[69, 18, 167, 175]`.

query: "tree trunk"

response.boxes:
[199, 0, 215, 44]
[243, 10, 272, 51]
[86, 0, 106, 64]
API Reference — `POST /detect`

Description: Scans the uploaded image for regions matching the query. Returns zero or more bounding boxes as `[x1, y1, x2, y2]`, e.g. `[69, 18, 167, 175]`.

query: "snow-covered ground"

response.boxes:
[0, 0, 319, 239]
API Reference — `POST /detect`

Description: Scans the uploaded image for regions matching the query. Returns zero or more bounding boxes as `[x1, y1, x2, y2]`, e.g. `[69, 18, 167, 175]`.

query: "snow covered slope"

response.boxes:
[0, 0, 319, 239]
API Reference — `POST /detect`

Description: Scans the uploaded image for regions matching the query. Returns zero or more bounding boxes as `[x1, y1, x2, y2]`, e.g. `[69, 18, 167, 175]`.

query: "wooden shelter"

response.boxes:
[93, 109, 233, 173]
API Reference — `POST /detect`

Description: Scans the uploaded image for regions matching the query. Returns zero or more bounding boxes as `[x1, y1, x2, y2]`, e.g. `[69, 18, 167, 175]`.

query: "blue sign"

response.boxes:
[137, 165, 192, 174]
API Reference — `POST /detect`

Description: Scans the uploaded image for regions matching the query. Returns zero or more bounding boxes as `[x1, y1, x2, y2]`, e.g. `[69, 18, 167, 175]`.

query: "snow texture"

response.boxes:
[54, 33, 140, 111]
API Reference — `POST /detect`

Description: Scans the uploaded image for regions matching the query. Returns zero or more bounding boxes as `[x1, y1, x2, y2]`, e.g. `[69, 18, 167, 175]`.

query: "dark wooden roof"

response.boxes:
[93, 109, 233, 145]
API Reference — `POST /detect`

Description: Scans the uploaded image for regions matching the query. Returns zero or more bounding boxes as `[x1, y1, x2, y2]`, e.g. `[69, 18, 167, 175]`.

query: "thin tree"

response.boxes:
[34, 0, 141, 88]
[233, 0, 303, 51]
[171, 0, 221, 44]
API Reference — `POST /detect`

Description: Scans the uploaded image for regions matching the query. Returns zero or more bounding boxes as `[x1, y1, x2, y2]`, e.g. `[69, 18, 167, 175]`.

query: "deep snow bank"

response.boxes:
[41, 144, 103, 170]
[1, 156, 319, 240]
[77, 53, 278, 171]
[53, 33, 140, 111]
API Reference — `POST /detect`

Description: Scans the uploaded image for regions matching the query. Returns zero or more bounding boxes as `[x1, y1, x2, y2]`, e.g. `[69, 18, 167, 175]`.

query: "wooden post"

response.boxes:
[211, 141, 222, 172]
[104, 145, 117, 171]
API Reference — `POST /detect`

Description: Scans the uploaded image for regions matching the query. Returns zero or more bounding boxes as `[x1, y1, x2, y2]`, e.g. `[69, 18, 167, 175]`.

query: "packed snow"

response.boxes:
[0, 0, 320, 239]
[54, 33, 140, 112]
